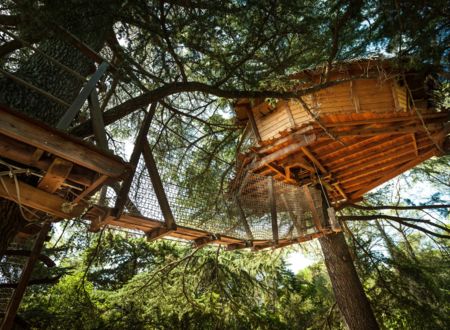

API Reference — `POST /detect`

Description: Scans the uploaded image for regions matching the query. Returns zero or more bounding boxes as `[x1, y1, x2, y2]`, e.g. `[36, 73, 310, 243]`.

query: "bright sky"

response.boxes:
[286, 251, 316, 273]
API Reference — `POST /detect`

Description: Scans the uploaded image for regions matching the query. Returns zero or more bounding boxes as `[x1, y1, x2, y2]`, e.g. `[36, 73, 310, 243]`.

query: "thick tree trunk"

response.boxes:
[0, 0, 115, 257]
[319, 231, 379, 330]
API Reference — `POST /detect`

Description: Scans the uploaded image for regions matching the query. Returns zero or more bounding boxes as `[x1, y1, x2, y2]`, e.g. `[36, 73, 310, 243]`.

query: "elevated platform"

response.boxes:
[1, 105, 326, 250]
[85, 205, 332, 250]
[236, 110, 449, 204]
[0, 105, 129, 220]
[234, 59, 449, 205]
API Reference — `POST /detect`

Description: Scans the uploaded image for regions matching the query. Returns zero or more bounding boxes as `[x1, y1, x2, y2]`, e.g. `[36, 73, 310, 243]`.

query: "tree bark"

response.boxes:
[319, 231, 379, 330]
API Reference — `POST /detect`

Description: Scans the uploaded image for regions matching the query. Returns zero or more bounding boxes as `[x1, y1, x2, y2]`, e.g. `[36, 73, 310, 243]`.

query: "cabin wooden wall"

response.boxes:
[251, 78, 411, 141]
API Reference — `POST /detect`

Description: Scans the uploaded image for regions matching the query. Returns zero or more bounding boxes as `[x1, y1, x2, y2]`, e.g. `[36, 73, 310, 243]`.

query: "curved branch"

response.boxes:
[0, 15, 20, 27]
[0, 39, 23, 58]
[340, 215, 450, 239]
[71, 77, 370, 138]
[3, 250, 55, 267]
[347, 203, 450, 211]
[0, 275, 62, 288]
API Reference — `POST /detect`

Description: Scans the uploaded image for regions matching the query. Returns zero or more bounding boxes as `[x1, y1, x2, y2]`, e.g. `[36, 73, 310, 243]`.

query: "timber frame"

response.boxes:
[235, 110, 449, 204]
[233, 60, 450, 206]
[0, 105, 129, 221]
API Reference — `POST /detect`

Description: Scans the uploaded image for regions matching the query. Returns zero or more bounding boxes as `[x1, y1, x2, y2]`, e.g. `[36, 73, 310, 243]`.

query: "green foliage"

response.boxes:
[19, 234, 340, 329]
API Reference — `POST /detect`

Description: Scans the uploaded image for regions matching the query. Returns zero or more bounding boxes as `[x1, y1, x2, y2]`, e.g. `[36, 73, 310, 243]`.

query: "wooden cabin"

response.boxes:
[234, 59, 449, 204]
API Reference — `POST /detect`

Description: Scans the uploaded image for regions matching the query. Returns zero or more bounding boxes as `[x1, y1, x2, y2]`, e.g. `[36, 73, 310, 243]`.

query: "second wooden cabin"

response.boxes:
[233, 58, 449, 204]
[235, 59, 422, 142]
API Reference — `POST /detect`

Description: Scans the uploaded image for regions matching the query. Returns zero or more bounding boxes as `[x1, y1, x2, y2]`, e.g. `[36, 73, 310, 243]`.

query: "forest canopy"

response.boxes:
[0, 0, 449, 329]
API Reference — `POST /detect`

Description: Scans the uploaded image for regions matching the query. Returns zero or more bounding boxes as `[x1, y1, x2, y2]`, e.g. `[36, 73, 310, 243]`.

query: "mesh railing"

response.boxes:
[95, 157, 326, 241]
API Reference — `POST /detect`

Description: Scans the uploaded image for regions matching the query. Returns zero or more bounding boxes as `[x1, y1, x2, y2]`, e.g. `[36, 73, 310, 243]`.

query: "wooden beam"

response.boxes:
[328, 135, 414, 170]
[57, 62, 109, 130]
[302, 186, 324, 231]
[145, 227, 174, 242]
[245, 106, 262, 142]
[285, 103, 296, 127]
[319, 135, 386, 161]
[332, 182, 348, 201]
[0, 177, 86, 218]
[322, 112, 449, 127]
[114, 104, 157, 218]
[142, 139, 177, 229]
[280, 194, 303, 236]
[234, 196, 254, 240]
[266, 162, 296, 184]
[31, 148, 44, 162]
[226, 240, 252, 251]
[194, 234, 220, 248]
[334, 138, 432, 174]
[301, 146, 327, 174]
[37, 158, 73, 193]
[391, 81, 401, 111]
[1, 222, 52, 330]
[250, 133, 316, 170]
[88, 89, 109, 151]
[73, 174, 109, 203]
[0, 135, 93, 187]
[332, 124, 442, 137]
[411, 133, 419, 156]
[283, 156, 315, 173]
[350, 81, 361, 113]
[296, 231, 330, 243]
[338, 147, 431, 183]
[268, 177, 279, 245]
[350, 149, 437, 199]
[0, 106, 126, 178]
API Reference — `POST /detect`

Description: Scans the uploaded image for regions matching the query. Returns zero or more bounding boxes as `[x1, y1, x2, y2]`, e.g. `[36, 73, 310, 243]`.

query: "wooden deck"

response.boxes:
[0, 105, 129, 221]
[1, 105, 317, 250]
[236, 110, 449, 204]
[84, 206, 331, 250]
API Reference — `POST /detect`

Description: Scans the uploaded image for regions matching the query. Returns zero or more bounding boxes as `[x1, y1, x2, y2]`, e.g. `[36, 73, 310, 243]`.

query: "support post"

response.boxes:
[1, 221, 52, 330]
[114, 103, 157, 218]
[303, 185, 324, 231]
[142, 139, 176, 229]
[280, 194, 303, 236]
[268, 177, 278, 245]
[56, 62, 109, 130]
[245, 106, 262, 142]
[234, 196, 254, 240]
[88, 89, 109, 151]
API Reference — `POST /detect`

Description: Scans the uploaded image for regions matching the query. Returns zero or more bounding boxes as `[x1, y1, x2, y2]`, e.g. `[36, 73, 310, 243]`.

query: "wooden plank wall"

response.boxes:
[252, 79, 406, 141]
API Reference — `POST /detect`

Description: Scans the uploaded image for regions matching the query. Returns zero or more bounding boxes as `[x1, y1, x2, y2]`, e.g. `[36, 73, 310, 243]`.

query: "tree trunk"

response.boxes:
[319, 231, 379, 330]
[0, 0, 115, 257]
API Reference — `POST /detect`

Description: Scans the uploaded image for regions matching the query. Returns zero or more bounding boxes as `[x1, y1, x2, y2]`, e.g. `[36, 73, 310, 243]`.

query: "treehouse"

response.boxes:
[233, 59, 449, 205]
[0, 105, 129, 223]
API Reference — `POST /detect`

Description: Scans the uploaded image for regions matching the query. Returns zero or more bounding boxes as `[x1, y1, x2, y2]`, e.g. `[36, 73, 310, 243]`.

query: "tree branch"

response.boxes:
[0, 39, 23, 57]
[71, 76, 372, 138]
[0, 15, 20, 27]
[0, 275, 62, 288]
[347, 203, 450, 211]
[340, 215, 450, 239]
[3, 250, 55, 267]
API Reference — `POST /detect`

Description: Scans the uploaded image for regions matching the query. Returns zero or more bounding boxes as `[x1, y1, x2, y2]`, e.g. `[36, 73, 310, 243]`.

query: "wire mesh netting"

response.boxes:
[1, 17, 330, 243]
[95, 152, 327, 241]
